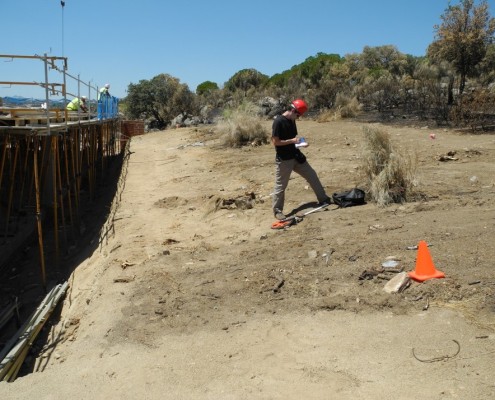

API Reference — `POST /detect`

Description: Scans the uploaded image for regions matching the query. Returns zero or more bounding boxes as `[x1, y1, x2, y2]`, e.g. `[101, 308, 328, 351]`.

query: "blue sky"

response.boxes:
[2, 0, 494, 100]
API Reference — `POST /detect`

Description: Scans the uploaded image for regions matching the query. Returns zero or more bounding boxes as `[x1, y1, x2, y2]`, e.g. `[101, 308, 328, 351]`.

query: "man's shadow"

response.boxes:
[285, 201, 321, 218]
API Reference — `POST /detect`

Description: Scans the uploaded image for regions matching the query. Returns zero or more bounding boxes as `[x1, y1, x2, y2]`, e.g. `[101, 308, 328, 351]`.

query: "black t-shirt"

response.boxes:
[272, 115, 298, 160]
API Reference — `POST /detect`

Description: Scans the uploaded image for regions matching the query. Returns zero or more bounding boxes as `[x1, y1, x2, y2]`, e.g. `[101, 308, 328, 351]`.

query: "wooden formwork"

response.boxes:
[0, 117, 123, 290]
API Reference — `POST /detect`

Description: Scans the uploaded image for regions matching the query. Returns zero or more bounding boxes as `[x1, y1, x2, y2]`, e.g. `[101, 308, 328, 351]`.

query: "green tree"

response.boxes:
[475, 43, 495, 84]
[126, 79, 156, 120]
[268, 53, 341, 89]
[297, 53, 341, 86]
[196, 81, 219, 96]
[268, 71, 291, 88]
[428, 0, 495, 95]
[126, 74, 195, 127]
[308, 62, 351, 109]
[361, 45, 409, 76]
[224, 68, 269, 95]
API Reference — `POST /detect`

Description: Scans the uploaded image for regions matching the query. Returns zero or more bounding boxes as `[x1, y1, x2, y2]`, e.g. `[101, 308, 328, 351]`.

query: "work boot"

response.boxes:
[274, 210, 286, 220]
[317, 197, 332, 207]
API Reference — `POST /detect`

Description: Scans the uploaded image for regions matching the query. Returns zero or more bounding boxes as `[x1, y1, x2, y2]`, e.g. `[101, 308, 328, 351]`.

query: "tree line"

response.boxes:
[123, 0, 495, 130]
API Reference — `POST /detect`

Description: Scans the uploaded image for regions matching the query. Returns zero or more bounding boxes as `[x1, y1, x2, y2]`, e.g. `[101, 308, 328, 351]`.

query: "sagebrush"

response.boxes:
[360, 126, 418, 206]
[216, 102, 269, 147]
[316, 95, 361, 122]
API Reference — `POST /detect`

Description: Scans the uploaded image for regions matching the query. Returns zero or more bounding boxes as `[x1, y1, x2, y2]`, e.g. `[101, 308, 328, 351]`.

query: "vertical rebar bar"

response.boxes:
[4, 140, 19, 240]
[33, 136, 46, 291]
[0, 135, 8, 191]
[51, 136, 59, 268]
[55, 134, 68, 252]
[71, 129, 80, 224]
[63, 132, 75, 243]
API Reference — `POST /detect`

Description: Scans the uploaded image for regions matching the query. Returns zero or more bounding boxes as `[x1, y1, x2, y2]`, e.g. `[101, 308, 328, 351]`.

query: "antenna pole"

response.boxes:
[61, 1, 65, 57]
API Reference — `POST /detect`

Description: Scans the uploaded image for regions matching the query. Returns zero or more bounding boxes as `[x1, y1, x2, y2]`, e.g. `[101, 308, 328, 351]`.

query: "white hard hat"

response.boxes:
[81, 96, 87, 100]
[104, 83, 110, 89]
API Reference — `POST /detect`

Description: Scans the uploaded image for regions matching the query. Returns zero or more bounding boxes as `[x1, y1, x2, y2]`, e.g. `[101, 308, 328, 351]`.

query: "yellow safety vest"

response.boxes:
[98, 87, 109, 100]
[66, 98, 82, 111]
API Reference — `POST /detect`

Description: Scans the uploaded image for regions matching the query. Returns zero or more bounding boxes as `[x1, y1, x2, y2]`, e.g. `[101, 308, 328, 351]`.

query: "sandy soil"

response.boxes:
[1, 118, 495, 399]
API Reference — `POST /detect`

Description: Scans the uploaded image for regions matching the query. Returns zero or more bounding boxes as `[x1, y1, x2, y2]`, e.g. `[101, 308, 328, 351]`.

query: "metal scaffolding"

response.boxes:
[0, 54, 123, 290]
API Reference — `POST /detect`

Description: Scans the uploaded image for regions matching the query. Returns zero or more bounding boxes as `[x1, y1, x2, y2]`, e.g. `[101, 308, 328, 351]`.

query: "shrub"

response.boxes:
[125, 73, 195, 128]
[335, 93, 362, 118]
[360, 126, 417, 206]
[196, 81, 219, 96]
[316, 95, 361, 122]
[216, 102, 269, 147]
[450, 89, 495, 131]
[316, 108, 341, 123]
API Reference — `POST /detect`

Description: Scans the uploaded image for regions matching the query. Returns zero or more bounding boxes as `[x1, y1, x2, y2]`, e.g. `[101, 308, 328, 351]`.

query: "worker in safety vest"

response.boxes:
[66, 96, 88, 112]
[98, 83, 111, 100]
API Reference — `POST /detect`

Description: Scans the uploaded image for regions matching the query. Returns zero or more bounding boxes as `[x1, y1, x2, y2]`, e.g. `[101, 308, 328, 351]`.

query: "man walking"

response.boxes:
[271, 99, 330, 220]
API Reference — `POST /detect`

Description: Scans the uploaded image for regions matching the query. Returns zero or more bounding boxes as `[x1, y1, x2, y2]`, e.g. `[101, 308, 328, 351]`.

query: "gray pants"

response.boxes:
[272, 158, 328, 214]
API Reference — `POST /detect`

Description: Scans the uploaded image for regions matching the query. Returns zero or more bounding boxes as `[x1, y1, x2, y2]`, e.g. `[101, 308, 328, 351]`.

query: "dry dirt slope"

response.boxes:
[1, 119, 495, 399]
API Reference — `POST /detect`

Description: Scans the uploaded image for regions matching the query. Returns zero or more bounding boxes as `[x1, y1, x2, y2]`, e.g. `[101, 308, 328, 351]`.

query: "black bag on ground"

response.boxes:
[332, 188, 366, 208]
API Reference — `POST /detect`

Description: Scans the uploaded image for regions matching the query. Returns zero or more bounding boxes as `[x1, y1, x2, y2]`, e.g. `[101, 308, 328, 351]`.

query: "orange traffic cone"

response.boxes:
[408, 241, 445, 282]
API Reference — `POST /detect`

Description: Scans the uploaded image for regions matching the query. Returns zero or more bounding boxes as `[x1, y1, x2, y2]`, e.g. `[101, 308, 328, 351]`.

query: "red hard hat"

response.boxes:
[292, 99, 308, 115]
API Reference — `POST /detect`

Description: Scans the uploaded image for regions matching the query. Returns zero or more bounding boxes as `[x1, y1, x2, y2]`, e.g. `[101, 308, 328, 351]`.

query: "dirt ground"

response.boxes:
[1, 117, 495, 399]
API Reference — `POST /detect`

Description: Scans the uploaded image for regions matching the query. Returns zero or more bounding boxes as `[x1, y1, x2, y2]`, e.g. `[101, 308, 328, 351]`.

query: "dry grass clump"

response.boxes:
[316, 108, 341, 122]
[217, 102, 269, 147]
[335, 94, 361, 118]
[316, 94, 361, 122]
[361, 126, 417, 206]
